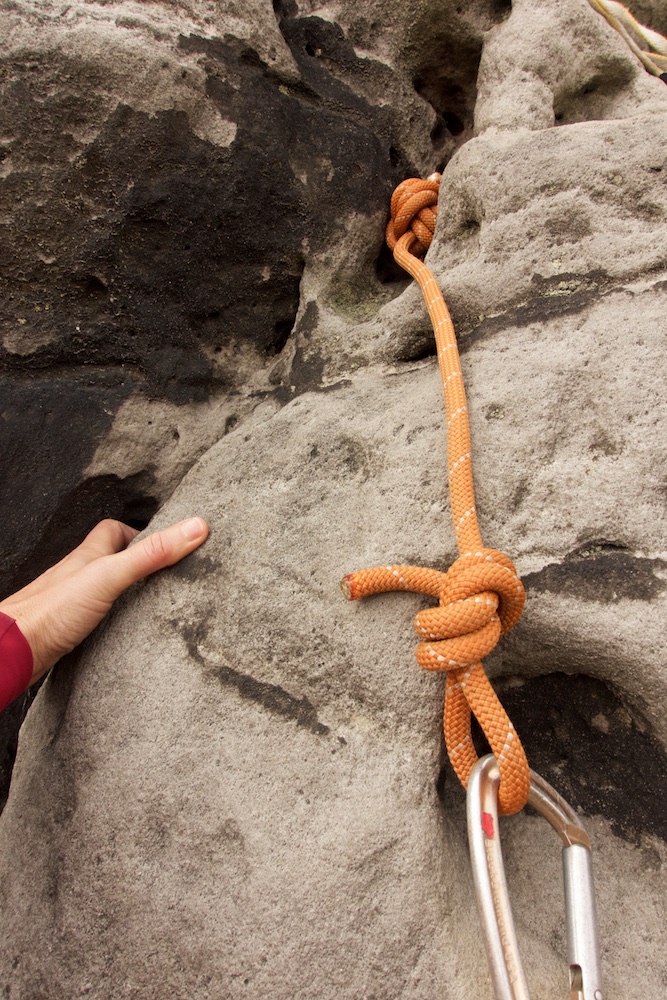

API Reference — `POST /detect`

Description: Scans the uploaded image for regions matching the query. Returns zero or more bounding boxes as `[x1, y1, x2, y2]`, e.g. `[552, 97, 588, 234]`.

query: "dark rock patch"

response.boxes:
[0, 23, 410, 593]
[11, 471, 160, 593]
[0, 688, 37, 812]
[185, 625, 330, 737]
[287, 301, 326, 395]
[438, 672, 667, 844]
[168, 552, 219, 583]
[0, 372, 137, 597]
[494, 673, 667, 844]
[404, 0, 513, 171]
[0, 368, 140, 816]
[523, 550, 666, 604]
[457, 272, 611, 346]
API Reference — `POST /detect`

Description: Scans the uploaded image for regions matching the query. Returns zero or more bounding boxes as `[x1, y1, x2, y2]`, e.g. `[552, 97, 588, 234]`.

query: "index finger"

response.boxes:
[76, 517, 209, 606]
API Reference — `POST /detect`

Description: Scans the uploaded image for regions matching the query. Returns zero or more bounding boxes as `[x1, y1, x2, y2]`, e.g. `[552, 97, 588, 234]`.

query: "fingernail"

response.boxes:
[180, 517, 206, 541]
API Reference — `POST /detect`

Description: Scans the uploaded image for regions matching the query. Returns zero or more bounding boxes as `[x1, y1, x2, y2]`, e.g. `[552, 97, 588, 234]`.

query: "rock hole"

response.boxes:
[461, 218, 480, 236]
[492, 0, 512, 20]
[435, 757, 448, 806]
[375, 241, 410, 287]
[0, 687, 39, 813]
[398, 340, 438, 362]
[264, 258, 304, 356]
[11, 472, 160, 589]
[396, 330, 437, 363]
[443, 110, 465, 135]
[553, 62, 636, 126]
[565, 539, 629, 560]
[413, 44, 480, 164]
[278, 14, 355, 73]
[454, 0, 512, 27]
[437, 670, 667, 846]
[0, 472, 160, 810]
[270, 318, 295, 356]
[429, 117, 449, 148]
[239, 47, 264, 69]
[493, 673, 667, 844]
[74, 274, 108, 296]
[273, 0, 297, 19]
[86, 275, 107, 295]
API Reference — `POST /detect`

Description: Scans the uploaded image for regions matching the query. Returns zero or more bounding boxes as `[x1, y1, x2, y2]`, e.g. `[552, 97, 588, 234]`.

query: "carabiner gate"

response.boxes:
[466, 754, 604, 1000]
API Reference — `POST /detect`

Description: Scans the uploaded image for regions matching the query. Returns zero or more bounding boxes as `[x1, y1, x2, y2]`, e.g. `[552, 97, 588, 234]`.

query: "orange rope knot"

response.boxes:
[386, 175, 440, 257]
[413, 550, 524, 669]
[342, 172, 531, 815]
[342, 551, 528, 816]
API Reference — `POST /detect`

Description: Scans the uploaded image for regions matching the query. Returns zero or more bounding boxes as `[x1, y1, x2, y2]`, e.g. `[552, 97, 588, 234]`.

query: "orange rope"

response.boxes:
[341, 175, 530, 815]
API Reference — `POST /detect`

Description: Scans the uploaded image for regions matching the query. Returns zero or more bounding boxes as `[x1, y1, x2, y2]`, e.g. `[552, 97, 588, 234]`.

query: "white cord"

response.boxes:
[588, 0, 667, 76]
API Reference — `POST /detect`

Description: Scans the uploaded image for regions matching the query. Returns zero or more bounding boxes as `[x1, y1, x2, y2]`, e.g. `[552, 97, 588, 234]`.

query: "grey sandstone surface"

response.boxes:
[1, 1, 666, 998]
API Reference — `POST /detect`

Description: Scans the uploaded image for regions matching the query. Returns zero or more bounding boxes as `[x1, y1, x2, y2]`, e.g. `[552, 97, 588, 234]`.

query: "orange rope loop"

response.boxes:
[342, 174, 530, 815]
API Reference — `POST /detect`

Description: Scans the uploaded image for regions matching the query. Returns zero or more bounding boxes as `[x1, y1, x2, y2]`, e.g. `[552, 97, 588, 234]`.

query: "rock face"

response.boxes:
[1, 1, 667, 998]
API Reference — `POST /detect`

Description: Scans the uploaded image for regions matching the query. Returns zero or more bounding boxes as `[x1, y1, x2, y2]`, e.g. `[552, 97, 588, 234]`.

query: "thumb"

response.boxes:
[82, 516, 209, 605]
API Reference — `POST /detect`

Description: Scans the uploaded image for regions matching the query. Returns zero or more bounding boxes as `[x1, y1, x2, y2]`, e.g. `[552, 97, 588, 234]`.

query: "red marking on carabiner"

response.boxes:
[481, 811, 495, 839]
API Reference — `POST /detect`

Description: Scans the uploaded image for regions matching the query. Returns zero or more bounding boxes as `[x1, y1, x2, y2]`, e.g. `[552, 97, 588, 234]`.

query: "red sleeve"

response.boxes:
[0, 612, 33, 711]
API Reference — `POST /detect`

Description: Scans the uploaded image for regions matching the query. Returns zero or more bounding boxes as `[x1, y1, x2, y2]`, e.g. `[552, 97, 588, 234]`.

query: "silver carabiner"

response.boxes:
[466, 754, 604, 1000]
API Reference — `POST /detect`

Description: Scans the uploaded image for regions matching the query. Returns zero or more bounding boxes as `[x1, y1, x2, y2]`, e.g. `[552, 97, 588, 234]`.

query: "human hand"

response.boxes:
[0, 517, 209, 684]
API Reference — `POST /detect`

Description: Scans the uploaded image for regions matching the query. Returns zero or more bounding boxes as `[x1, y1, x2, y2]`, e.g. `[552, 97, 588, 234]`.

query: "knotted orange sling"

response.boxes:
[341, 175, 530, 815]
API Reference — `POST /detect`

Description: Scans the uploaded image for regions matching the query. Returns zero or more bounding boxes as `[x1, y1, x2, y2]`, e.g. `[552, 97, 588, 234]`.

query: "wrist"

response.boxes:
[0, 611, 34, 710]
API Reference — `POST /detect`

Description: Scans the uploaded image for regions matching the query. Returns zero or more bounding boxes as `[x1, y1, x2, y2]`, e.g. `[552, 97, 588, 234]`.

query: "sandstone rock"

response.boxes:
[0, 0, 517, 795]
[1, 1, 667, 998]
[0, 0, 436, 596]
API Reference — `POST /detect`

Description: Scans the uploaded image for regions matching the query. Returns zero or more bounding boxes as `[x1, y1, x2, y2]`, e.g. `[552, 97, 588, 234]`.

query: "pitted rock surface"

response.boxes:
[1, 1, 666, 998]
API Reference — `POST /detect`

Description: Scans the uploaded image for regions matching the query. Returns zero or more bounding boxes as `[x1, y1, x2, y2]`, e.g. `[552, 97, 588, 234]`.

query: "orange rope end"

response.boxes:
[340, 575, 355, 600]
